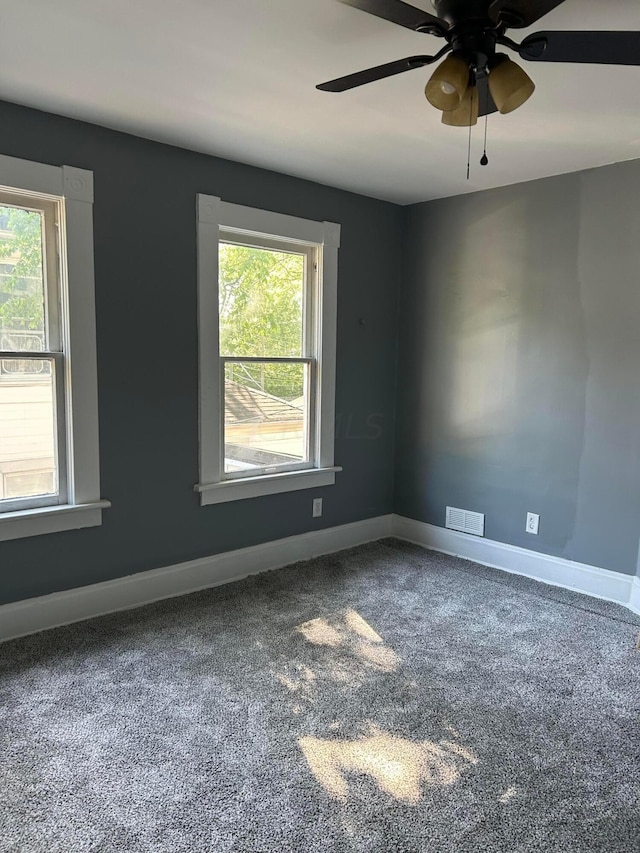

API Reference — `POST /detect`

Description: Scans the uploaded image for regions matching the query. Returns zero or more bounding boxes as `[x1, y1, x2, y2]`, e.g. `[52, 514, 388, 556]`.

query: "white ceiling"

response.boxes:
[1, 0, 639, 204]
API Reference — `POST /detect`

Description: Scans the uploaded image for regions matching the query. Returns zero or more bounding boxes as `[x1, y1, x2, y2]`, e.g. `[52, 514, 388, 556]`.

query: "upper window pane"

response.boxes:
[219, 242, 305, 357]
[0, 205, 46, 352]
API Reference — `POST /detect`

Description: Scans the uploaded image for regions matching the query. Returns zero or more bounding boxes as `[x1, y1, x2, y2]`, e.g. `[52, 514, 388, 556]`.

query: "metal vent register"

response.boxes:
[445, 506, 485, 537]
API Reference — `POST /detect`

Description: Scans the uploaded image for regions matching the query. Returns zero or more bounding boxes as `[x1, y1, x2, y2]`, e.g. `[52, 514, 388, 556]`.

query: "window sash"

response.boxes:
[218, 233, 318, 482]
[219, 231, 314, 256]
[222, 356, 313, 363]
[0, 351, 67, 512]
[0, 191, 62, 353]
[0, 189, 69, 514]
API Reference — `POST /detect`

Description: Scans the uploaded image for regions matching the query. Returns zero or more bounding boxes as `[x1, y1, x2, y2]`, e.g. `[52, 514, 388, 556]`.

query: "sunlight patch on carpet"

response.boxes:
[299, 724, 478, 804]
[295, 609, 400, 673]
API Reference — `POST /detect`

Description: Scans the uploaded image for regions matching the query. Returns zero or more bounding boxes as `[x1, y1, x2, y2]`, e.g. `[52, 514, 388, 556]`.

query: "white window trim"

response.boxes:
[196, 195, 341, 505]
[0, 154, 109, 541]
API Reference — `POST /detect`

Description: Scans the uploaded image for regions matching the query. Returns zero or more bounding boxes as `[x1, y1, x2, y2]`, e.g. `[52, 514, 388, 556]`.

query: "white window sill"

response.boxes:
[0, 500, 111, 543]
[196, 466, 341, 506]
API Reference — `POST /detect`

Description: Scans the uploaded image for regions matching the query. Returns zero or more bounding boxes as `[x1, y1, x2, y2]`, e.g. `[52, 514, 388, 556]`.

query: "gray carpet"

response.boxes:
[1, 539, 639, 853]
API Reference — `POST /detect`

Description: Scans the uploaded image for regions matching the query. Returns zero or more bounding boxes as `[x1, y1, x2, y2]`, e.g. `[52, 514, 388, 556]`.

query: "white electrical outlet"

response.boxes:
[526, 512, 540, 535]
[312, 498, 323, 518]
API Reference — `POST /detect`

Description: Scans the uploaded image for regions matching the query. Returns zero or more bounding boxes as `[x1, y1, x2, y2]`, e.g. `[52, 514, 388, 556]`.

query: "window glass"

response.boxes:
[0, 205, 46, 352]
[0, 358, 57, 501]
[219, 242, 305, 358]
[224, 361, 308, 473]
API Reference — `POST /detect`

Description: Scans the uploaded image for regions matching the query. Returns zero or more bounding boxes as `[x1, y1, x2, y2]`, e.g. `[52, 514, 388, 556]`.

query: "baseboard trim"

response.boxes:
[0, 515, 394, 643]
[3, 512, 637, 644]
[629, 578, 640, 617]
[393, 515, 638, 614]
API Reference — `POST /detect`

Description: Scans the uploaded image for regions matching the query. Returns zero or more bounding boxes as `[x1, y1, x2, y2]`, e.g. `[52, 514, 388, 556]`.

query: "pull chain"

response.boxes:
[481, 115, 489, 165]
[481, 77, 489, 166]
[466, 89, 473, 180]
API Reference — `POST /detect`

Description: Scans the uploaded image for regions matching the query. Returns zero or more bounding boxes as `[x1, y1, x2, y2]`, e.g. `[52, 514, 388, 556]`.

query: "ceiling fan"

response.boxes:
[317, 0, 640, 126]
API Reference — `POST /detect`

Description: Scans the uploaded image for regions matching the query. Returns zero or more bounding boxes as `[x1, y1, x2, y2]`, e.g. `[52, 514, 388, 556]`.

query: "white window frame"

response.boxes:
[0, 154, 109, 541]
[195, 195, 341, 505]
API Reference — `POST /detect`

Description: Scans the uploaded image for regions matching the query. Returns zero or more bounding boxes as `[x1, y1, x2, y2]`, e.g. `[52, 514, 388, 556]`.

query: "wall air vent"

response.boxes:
[445, 506, 485, 537]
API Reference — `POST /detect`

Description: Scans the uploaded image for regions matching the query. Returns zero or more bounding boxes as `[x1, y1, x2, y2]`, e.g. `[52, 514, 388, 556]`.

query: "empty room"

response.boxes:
[1, 1, 639, 851]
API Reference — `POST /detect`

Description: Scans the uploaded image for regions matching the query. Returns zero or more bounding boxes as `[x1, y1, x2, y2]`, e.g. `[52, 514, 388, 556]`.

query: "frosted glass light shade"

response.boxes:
[441, 85, 479, 126]
[488, 55, 535, 114]
[425, 55, 470, 111]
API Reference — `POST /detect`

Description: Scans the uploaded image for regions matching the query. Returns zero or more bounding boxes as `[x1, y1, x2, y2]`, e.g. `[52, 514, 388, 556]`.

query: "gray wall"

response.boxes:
[3, 96, 639, 605]
[0, 100, 402, 605]
[396, 160, 640, 576]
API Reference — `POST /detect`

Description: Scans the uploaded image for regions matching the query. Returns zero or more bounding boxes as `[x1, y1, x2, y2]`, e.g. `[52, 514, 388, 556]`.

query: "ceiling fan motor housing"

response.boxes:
[432, 1, 500, 69]
[432, 0, 493, 26]
[450, 29, 499, 69]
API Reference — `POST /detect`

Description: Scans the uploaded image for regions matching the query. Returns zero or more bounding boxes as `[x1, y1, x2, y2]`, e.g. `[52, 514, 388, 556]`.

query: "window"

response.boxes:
[196, 196, 341, 504]
[0, 192, 63, 509]
[0, 155, 108, 541]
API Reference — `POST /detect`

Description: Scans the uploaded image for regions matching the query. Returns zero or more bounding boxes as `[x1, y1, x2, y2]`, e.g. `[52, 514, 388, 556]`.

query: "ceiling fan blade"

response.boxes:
[316, 55, 438, 92]
[337, 0, 447, 35]
[489, 0, 566, 28]
[476, 74, 499, 117]
[519, 31, 640, 65]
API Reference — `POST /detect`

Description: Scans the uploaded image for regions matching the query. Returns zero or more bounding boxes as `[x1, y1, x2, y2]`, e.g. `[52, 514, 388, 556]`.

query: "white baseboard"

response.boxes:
[393, 515, 638, 614]
[0, 515, 394, 643]
[2, 512, 637, 644]
[630, 578, 640, 617]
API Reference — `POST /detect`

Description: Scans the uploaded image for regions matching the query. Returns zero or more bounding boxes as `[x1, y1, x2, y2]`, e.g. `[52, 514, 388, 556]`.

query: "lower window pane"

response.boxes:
[0, 358, 58, 502]
[224, 361, 308, 474]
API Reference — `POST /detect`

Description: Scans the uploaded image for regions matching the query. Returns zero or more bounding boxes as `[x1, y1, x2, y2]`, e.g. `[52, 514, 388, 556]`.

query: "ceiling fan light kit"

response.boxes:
[425, 54, 470, 111]
[317, 0, 640, 130]
[441, 84, 479, 126]
[425, 51, 533, 125]
[488, 54, 535, 114]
